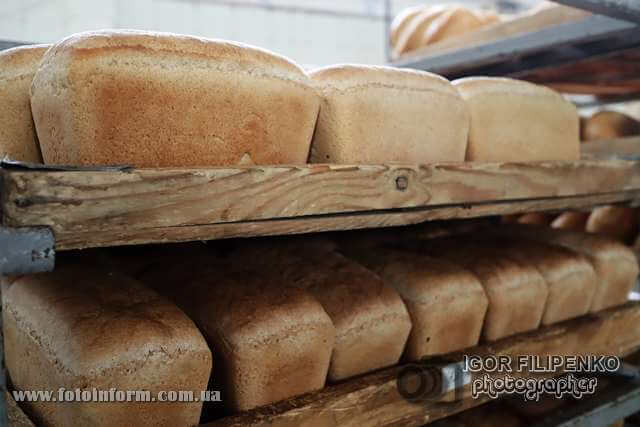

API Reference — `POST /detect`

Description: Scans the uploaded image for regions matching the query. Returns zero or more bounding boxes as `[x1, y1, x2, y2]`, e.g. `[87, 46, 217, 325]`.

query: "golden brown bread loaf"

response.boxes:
[31, 30, 320, 167]
[309, 65, 469, 164]
[139, 254, 335, 411]
[453, 77, 580, 161]
[586, 205, 639, 243]
[516, 212, 555, 226]
[551, 211, 590, 231]
[422, 238, 548, 341]
[0, 44, 49, 162]
[480, 237, 597, 324]
[341, 245, 487, 360]
[496, 224, 639, 311]
[2, 264, 212, 426]
[583, 110, 640, 141]
[253, 245, 412, 381]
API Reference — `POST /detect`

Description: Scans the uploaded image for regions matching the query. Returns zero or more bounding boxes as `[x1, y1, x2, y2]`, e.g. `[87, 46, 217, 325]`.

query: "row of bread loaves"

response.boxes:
[1, 29, 579, 167]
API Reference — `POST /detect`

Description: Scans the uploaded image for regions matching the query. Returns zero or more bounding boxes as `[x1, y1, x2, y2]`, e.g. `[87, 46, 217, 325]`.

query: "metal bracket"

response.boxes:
[552, 0, 640, 24]
[0, 226, 55, 276]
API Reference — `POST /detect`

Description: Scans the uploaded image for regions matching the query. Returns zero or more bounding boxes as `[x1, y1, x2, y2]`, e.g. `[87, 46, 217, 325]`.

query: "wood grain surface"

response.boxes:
[3, 160, 640, 249]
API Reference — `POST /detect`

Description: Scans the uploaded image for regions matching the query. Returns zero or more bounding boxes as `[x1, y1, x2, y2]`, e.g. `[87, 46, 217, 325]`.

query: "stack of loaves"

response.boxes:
[5, 225, 637, 424]
[1, 29, 580, 169]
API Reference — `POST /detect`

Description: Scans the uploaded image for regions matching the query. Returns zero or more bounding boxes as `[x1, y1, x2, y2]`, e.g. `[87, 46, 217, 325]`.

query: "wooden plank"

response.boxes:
[204, 302, 640, 427]
[3, 159, 640, 250]
[581, 137, 640, 160]
[52, 190, 640, 250]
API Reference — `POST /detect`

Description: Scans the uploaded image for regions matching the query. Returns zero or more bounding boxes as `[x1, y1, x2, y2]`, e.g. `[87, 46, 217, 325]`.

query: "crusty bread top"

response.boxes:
[310, 64, 458, 95]
[38, 29, 310, 83]
[390, 5, 427, 46]
[453, 77, 568, 101]
[2, 265, 209, 377]
[0, 44, 49, 81]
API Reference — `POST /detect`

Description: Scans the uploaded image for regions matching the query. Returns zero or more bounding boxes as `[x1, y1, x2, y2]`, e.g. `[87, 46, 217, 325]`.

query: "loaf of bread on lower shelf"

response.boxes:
[0, 44, 49, 162]
[586, 205, 639, 243]
[308, 65, 469, 164]
[551, 211, 590, 231]
[31, 30, 320, 167]
[2, 264, 212, 426]
[422, 238, 548, 341]
[340, 245, 487, 360]
[138, 253, 335, 412]
[582, 110, 640, 141]
[476, 237, 597, 325]
[247, 244, 412, 382]
[496, 224, 639, 311]
[453, 77, 579, 162]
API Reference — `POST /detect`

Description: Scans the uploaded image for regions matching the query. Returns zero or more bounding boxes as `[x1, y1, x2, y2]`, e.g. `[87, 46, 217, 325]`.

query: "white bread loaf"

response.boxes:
[309, 65, 469, 164]
[423, 238, 548, 341]
[481, 237, 597, 324]
[421, 6, 486, 46]
[0, 44, 49, 162]
[2, 264, 212, 426]
[393, 7, 446, 57]
[496, 224, 639, 311]
[342, 246, 487, 360]
[31, 30, 320, 167]
[390, 5, 428, 48]
[139, 254, 335, 411]
[453, 77, 580, 162]
[256, 245, 412, 381]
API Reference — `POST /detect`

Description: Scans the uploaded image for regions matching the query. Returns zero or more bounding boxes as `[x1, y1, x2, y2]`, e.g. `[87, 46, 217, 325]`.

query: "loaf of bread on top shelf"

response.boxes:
[585, 205, 639, 243]
[496, 224, 639, 311]
[582, 111, 640, 141]
[31, 30, 320, 167]
[2, 262, 212, 426]
[340, 244, 487, 360]
[551, 211, 590, 231]
[420, 237, 548, 341]
[0, 44, 49, 163]
[393, 7, 446, 57]
[390, 5, 428, 48]
[138, 252, 335, 411]
[453, 77, 580, 162]
[309, 64, 469, 164]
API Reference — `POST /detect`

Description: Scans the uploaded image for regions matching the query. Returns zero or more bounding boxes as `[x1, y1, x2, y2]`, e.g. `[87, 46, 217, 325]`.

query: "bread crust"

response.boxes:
[309, 64, 469, 164]
[0, 44, 49, 162]
[31, 30, 320, 167]
[3, 265, 212, 426]
[453, 77, 579, 162]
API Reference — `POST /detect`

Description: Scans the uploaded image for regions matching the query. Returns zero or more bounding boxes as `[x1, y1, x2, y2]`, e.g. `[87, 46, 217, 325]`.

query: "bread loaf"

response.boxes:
[390, 5, 427, 47]
[257, 246, 412, 381]
[481, 237, 597, 324]
[2, 264, 212, 426]
[0, 44, 48, 162]
[453, 77, 579, 161]
[586, 205, 638, 243]
[551, 211, 590, 231]
[422, 238, 548, 341]
[496, 225, 639, 311]
[583, 111, 640, 141]
[421, 7, 485, 46]
[31, 30, 320, 167]
[393, 7, 446, 57]
[516, 212, 555, 226]
[342, 246, 487, 360]
[309, 65, 469, 164]
[139, 254, 335, 411]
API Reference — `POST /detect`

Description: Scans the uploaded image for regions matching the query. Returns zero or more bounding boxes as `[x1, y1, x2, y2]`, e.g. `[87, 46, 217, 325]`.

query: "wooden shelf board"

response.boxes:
[2, 158, 640, 249]
[204, 302, 640, 427]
